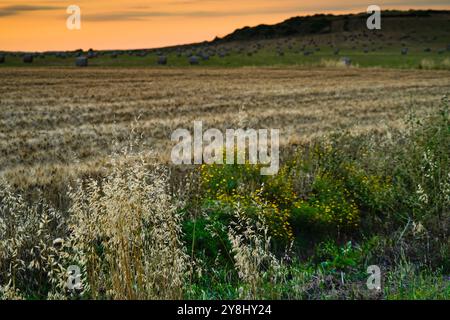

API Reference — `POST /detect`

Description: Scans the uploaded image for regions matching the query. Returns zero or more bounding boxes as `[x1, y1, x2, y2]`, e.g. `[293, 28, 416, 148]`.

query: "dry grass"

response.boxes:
[67, 151, 188, 299]
[1, 150, 189, 300]
[319, 59, 358, 68]
[443, 58, 450, 68]
[0, 179, 67, 299]
[228, 205, 280, 299]
[419, 59, 436, 69]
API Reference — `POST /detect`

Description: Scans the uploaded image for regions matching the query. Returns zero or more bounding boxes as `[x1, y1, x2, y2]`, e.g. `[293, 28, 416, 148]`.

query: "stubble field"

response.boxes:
[1, 67, 449, 190]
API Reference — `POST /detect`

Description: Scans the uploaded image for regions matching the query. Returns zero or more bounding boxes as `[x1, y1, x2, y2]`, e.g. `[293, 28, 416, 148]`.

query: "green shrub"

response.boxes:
[292, 174, 359, 236]
[183, 204, 232, 265]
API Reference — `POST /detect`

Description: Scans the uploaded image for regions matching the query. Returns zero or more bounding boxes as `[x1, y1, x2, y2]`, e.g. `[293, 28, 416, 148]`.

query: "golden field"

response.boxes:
[0, 67, 449, 189]
[1, 66, 449, 300]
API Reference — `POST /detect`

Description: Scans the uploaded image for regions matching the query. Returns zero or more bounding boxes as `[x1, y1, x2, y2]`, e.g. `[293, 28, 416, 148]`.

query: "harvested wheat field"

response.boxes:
[0, 67, 449, 189]
[3, 7, 450, 302]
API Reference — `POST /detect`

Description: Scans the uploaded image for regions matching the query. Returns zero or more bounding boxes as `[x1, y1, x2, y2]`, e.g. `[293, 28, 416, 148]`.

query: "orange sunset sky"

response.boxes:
[1, 0, 449, 51]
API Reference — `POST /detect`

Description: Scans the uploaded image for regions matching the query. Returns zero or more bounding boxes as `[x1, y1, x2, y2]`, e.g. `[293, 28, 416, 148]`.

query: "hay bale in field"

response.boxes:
[75, 56, 88, 67]
[23, 54, 33, 63]
[401, 48, 409, 55]
[341, 57, 352, 67]
[157, 55, 167, 65]
[87, 50, 97, 59]
[189, 56, 200, 65]
[0, 55, 5, 63]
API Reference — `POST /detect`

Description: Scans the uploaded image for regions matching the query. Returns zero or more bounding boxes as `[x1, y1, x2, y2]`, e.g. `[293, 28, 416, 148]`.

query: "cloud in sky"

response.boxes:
[0, 4, 62, 17]
[82, 6, 307, 22]
[0, 0, 449, 21]
[43, 0, 450, 22]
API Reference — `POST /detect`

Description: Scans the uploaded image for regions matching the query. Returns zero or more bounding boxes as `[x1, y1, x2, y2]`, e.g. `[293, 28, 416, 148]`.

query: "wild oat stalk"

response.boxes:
[0, 180, 67, 299]
[67, 152, 188, 300]
[227, 205, 281, 299]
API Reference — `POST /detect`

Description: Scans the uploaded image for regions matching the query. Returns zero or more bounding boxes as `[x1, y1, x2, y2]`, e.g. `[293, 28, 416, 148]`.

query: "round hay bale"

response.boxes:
[341, 57, 352, 67]
[87, 51, 97, 59]
[23, 54, 33, 63]
[157, 55, 167, 65]
[75, 56, 88, 67]
[189, 56, 200, 65]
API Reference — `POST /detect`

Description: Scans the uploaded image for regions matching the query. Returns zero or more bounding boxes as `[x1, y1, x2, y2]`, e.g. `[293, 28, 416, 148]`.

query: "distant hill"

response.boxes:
[213, 10, 450, 43]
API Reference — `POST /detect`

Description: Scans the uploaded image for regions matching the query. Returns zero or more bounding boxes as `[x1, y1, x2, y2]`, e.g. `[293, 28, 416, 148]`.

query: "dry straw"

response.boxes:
[67, 151, 189, 299]
[228, 205, 281, 299]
